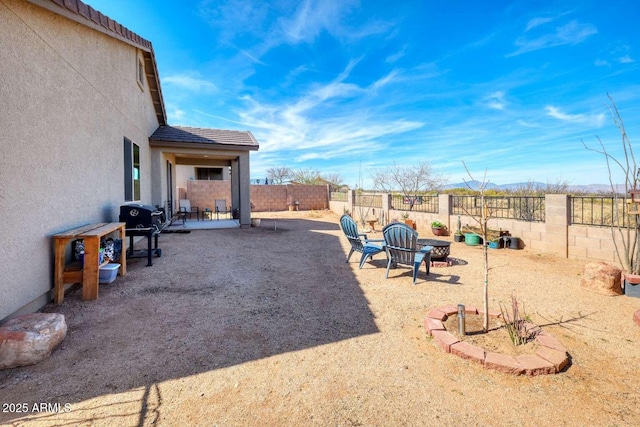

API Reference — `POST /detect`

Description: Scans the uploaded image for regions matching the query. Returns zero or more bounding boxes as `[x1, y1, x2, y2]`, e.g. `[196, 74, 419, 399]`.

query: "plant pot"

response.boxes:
[288, 205, 295, 211]
[488, 241, 500, 249]
[508, 237, 521, 249]
[431, 227, 447, 236]
[404, 219, 416, 229]
[624, 273, 640, 297]
[464, 233, 480, 246]
[251, 218, 261, 227]
[454, 234, 464, 243]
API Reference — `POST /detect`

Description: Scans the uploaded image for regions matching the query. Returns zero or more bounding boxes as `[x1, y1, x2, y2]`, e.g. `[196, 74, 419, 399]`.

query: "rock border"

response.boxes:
[425, 305, 569, 376]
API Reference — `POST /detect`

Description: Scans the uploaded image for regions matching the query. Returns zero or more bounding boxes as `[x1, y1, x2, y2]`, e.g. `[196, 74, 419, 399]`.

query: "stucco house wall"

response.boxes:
[0, 0, 160, 320]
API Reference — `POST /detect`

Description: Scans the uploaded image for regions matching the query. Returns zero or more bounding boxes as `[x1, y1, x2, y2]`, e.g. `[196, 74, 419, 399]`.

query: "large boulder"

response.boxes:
[580, 262, 623, 296]
[0, 313, 67, 370]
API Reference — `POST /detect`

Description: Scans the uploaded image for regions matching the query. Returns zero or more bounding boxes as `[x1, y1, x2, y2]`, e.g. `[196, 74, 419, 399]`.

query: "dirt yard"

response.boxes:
[1, 210, 639, 426]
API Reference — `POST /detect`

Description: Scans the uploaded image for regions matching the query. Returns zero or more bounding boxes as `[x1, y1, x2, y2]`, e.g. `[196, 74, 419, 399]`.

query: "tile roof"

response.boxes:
[32, 0, 152, 50]
[150, 126, 259, 150]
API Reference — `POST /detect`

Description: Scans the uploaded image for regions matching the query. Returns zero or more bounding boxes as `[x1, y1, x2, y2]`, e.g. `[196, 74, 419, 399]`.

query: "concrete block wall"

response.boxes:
[331, 191, 626, 266]
[182, 181, 330, 213]
[251, 185, 288, 211]
[186, 180, 232, 212]
[251, 184, 330, 211]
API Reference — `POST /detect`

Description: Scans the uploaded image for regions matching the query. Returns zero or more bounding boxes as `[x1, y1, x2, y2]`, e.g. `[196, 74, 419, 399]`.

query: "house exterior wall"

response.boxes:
[0, 0, 160, 321]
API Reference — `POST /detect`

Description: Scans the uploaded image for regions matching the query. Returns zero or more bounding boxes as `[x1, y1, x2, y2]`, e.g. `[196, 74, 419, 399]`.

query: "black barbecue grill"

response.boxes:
[119, 204, 164, 266]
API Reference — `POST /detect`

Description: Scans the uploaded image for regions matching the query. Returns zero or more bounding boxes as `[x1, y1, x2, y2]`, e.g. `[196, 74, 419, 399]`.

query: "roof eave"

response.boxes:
[149, 140, 259, 151]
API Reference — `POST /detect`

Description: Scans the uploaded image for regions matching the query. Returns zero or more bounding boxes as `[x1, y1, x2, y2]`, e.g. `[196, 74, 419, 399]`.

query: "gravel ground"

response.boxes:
[1, 210, 639, 426]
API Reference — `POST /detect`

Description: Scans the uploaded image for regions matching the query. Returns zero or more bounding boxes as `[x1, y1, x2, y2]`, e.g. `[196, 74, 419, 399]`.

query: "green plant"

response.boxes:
[499, 295, 533, 346]
[431, 220, 445, 228]
[401, 212, 410, 220]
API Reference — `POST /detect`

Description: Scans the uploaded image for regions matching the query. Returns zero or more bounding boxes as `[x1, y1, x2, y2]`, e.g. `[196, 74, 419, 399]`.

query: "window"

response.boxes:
[196, 167, 223, 180]
[137, 53, 145, 90]
[124, 138, 141, 201]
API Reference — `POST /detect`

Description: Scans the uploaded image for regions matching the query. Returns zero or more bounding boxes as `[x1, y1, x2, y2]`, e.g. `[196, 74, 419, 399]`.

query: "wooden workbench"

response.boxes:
[53, 222, 127, 303]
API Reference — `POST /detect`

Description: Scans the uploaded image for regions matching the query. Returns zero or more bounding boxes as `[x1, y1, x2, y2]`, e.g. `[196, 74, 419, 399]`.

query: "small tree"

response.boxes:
[266, 167, 292, 184]
[372, 161, 445, 210]
[462, 162, 494, 332]
[583, 95, 638, 274]
[289, 168, 322, 185]
[322, 172, 345, 192]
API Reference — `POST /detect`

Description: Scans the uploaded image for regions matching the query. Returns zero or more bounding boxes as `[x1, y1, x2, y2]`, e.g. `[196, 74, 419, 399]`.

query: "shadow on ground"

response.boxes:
[0, 217, 378, 423]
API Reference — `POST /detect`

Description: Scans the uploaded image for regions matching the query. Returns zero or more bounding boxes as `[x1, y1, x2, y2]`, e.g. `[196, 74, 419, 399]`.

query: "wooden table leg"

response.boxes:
[82, 236, 100, 301]
[118, 225, 127, 276]
[54, 238, 68, 304]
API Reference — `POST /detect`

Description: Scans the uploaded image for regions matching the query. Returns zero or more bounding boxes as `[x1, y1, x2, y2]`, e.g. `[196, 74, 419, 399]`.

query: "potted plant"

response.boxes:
[401, 212, 416, 229]
[431, 220, 447, 236]
[453, 215, 464, 242]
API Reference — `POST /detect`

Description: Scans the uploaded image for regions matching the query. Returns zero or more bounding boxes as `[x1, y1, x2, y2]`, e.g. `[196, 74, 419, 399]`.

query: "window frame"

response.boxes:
[124, 138, 141, 202]
[136, 52, 145, 91]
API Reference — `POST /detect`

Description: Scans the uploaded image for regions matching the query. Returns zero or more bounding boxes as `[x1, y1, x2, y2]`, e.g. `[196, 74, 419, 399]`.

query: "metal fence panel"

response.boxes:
[451, 196, 545, 222]
[570, 196, 637, 227]
[390, 194, 438, 213]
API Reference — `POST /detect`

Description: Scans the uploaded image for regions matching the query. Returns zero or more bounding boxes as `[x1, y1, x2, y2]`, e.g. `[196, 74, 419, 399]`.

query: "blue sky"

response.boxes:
[88, 0, 639, 188]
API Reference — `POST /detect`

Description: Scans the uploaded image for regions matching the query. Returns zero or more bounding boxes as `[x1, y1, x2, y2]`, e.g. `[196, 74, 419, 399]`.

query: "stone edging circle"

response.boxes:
[425, 305, 569, 376]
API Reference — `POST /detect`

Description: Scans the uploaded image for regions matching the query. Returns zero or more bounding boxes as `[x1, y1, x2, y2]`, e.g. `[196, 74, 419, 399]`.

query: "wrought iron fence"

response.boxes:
[330, 192, 348, 202]
[570, 196, 637, 227]
[390, 194, 438, 213]
[451, 196, 545, 222]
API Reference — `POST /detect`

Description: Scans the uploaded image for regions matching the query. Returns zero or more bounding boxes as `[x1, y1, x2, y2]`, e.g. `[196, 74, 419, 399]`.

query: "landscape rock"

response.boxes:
[579, 262, 623, 295]
[0, 313, 67, 370]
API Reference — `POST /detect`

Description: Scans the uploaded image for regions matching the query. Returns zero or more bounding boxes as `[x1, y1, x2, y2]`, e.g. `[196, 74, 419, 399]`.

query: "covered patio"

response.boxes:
[149, 125, 259, 227]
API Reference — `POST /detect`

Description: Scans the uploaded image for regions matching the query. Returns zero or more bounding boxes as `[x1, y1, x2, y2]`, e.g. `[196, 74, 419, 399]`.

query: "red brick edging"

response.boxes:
[425, 305, 569, 375]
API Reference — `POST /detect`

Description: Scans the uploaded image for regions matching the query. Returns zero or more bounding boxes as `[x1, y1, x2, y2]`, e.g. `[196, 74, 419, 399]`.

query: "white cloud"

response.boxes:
[508, 20, 597, 57]
[545, 105, 605, 127]
[163, 75, 218, 93]
[483, 91, 507, 110]
[278, 0, 391, 45]
[618, 55, 635, 64]
[525, 17, 554, 32]
[166, 105, 186, 122]
[386, 44, 408, 63]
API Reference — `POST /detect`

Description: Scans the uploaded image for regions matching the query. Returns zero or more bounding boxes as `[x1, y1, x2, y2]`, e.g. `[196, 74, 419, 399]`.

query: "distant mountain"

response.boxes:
[442, 181, 627, 194]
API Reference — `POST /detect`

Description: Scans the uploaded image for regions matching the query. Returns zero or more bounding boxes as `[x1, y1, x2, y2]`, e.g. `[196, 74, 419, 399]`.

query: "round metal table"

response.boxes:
[417, 239, 451, 260]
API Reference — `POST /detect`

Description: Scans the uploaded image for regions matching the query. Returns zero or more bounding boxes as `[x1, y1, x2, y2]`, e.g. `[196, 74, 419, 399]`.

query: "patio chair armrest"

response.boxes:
[364, 238, 385, 243]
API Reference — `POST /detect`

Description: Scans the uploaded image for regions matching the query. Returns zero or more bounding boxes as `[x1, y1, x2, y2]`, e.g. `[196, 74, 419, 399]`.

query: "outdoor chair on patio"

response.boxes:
[215, 199, 231, 220]
[179, 199, 199, 221]
[382, 222, 432, 285]
[339, 214, 386, 269]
